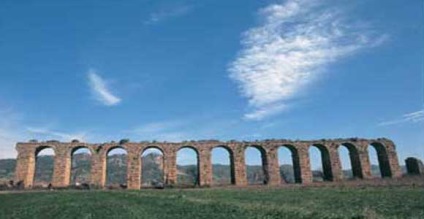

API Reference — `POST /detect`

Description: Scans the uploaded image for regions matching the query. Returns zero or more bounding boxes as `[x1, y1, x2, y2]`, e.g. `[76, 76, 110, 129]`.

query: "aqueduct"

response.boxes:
[14, 138, 402, 189]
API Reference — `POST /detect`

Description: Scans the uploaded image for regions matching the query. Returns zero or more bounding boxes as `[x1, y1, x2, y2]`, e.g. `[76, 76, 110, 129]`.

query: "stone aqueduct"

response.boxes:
[15, 138, 402, 189]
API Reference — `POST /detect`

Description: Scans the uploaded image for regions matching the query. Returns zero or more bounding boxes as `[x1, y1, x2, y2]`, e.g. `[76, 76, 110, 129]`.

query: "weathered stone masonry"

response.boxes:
[14, 138, 402, 189]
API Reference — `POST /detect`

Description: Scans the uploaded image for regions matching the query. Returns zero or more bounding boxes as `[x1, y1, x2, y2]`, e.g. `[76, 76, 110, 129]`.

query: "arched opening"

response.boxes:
[278, 145, 300, 183]
[211, 146, 235, 185]
[338, 145, 352, 179]
[70, 147, 92, 185]
[245, 146, 268, 185]
[338, 144, 362, 179]
[309, 145, 332, 182]
[106, 147, 128, 188]
[141, 147, 164, 187]
[368, 143, 392, 178]
[368, 145, 381, 177]
[176, 147, 199, 186]
[34, 147, 55, 188]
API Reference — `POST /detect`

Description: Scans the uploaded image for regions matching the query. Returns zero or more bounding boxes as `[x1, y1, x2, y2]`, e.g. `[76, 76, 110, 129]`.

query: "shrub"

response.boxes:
[119, 139, 130, 144]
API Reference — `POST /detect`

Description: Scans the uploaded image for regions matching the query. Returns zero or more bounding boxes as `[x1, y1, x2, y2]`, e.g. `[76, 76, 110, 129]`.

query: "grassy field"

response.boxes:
[0, 187, 423, 219]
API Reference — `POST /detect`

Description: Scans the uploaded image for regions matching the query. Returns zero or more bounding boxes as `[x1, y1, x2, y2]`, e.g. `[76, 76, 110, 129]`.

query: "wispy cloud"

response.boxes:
[0, 107, 90, 158]
[126, 117, 242, 142]
[0, 108, 23, 159]
[26, 127, 87, 142]
[129, 121, 190, 142]
[244, 104, 288, 121]
[229, 0, 387, 120]
[87, 69, 121, 106]
[378, 109, 424, 126]
[145, 5, 193, 25]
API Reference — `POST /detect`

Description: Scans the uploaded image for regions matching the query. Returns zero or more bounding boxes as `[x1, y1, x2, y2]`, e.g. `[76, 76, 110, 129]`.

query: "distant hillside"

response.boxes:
[0, 155, 406, 185]
[0, 159, 15, 182]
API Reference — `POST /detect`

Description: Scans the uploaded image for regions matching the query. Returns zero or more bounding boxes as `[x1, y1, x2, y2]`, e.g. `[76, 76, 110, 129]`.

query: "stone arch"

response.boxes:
[338, 143, 362, 179]
[70, 146, 94, 156]
[141, 146, 165, 155]
[278, 144, 301, 183]
[211, 145, 235, 185]
[140, 146, 165, 187]
[368, 142, 392, 177]
[244, 145, 269, 185]
[34, 146, 56, 187]
[309, 144, 333, 181]
[106, 146, 128, 187]
[176, 145, 200, 154]
[35, 145, 56, 156]
[105, 145, 128, 155]
[176, 146, 200, 186]
[70, 146, 92, 185]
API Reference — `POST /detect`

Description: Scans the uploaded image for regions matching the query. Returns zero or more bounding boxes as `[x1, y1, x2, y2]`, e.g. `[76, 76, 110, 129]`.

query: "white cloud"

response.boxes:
[229, 0, 387, 120]
[0, 135, 19, 159]
[87, 70, 121, 106]
[145, 5, 193, 25]
[0, 106, 91, 159]
[26, 127, 87, 142]
[244, 103, 287, 121]
[129, 121, 190, 142]
[132, 121, 180, 134]
[0, 128, 20, 159]
[0, 108, 26, 159]
[127, 118, 240, 142]
[378, 109, 424, 126]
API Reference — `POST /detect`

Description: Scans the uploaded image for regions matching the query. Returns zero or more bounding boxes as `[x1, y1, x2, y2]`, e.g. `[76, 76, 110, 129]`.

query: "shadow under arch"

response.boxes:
[244, 145, 269, 185]
[309, 144, 333, 181]
[339, 143, 363, 179]
[176, 146, 200, 186]
[140, 146, 165, 187]
[278, 144, 302, 183]
[368, 142, 392, 178]
[211, 145, 235, 185]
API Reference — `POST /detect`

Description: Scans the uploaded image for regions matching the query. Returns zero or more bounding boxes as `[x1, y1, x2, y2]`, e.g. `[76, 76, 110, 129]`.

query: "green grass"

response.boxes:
[0, 187, 423, 219]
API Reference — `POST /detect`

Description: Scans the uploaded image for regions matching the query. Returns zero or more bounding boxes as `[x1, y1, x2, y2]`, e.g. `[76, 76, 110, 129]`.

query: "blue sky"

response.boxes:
[0, 0, 423, 169]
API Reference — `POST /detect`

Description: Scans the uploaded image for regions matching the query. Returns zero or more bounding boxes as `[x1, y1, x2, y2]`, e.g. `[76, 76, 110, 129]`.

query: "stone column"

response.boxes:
[164, 149, 177, 185]
[328, 143, 343, 182]
[358, 143, 372, 179]
[198, 148, 212, 186]
[265, 147, 281, 185]
[127, 149, 141, 190]
[405, 157, 424, 175]
[384, 141, 402, 178]
[90, 151, 106, 188]
[349, 144, 364, 179]
[288, 147, 302, 184]
[296, 144, 312, 184]
[161, 151, 168, 185]
[52, 148, 71, 188]
[233, 144, 247, 186]
[14, 145, 36, 188]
